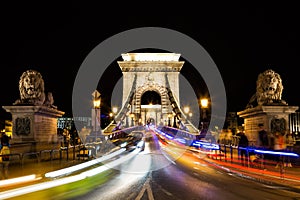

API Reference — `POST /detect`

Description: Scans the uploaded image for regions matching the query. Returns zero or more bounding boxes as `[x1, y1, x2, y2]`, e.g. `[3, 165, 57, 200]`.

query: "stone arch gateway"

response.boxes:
[134, 82, 168, 126]
[104, 52, 199, 133]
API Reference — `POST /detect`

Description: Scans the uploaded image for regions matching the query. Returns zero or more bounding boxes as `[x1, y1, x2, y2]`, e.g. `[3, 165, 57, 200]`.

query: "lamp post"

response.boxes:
[130, 113, 135, 126]
[189, 112, 193, 122]
[125, 113, 129, 127]
[183, 106, 190, 122]
[183, 106, 190, 115]
[200, 98, 208, 130]
[168, 114, 172, 126]
[173, 112, 177, 128]
[92, 90, 101, 142]
[112, 107, 118, 124]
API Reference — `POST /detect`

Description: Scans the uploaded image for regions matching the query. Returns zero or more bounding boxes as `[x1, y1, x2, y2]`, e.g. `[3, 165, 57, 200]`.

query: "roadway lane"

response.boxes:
[20, 130, 300, 200]
[151, 146, 300, 200]
[66, 131, 300, 199]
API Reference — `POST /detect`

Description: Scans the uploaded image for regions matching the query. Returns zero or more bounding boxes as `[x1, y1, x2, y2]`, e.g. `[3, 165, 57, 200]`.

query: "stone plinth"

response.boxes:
[2, 105, 64, 152]
[237, 105, 298, 146]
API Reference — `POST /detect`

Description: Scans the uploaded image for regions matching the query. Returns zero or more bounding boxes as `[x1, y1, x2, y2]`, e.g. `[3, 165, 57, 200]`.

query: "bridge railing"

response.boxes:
[190, 140, 300, 176]
[155, 126, 299, 176]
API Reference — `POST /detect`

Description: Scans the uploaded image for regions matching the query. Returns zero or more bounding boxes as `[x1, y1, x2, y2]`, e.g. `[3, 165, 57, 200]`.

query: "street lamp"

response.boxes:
[130, 113, 135, 126]
[168, 114, 172, 126]
[109, 112, 113, 122]
[200, 98, 208, 108]
[183, 106, 190, 122]
[172, 112, 177, 128]
[125, 113, 129, 127]
[183, 106, 190, 115]
[189, 112, 193, 122]
[200, 98, 209, 130]
[93, 98, 101, 109]
[92, 90, 101, 142]
[112, 107, 118, 114]
[112, 107, 118, 123]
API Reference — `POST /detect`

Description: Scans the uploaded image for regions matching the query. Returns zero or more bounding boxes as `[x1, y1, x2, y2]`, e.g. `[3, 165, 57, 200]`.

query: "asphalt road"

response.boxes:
[70, 132, 300, 200]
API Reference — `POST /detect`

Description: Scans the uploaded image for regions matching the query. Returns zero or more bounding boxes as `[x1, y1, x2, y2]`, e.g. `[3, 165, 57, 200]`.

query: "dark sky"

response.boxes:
[0, 2, 299, 121]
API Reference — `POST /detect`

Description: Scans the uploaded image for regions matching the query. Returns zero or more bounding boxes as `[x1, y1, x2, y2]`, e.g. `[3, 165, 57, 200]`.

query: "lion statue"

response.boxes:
[246, 69, 287, 108]
[14, 69, 46, 105]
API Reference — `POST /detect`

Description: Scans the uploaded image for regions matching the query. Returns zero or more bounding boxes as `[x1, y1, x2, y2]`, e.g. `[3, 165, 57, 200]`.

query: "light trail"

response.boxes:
[45, 148, 126, 178]
[0, 175, 41, 188]
[0, 148, 141, 199]
[254, 149, 299, 157]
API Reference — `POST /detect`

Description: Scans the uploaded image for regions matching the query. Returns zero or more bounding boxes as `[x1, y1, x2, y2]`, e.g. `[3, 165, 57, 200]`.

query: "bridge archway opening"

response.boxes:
[140, 90, 162, 126]
[141, 91, 161, 105]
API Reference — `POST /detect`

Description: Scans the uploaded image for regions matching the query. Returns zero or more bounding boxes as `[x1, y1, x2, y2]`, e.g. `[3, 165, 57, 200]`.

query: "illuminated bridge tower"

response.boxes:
[104, 53, 199, 134]
[119, 53, 183, 127]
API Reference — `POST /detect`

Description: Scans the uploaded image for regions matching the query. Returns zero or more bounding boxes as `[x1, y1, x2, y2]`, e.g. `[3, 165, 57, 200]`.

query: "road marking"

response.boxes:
[135, 177, 154, 200]
[161, 188, 172, 196]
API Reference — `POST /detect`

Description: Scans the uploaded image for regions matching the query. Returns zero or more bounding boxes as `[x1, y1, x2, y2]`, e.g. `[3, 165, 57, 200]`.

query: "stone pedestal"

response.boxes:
[2, 105, 65, 152]
[237, 105, 298, 146]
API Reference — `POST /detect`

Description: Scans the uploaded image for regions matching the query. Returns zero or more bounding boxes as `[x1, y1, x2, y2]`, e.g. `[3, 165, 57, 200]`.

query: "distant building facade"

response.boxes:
[57, 117, 92, 130]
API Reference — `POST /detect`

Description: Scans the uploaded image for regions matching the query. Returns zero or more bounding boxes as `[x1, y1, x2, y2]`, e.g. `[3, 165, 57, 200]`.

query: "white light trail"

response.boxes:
[0, 174, 86, 199]
[45, 148, 126, 178]
[0, 148, 141, 199]
[82, 148, 141, 177]
[0, 175, 41, 188]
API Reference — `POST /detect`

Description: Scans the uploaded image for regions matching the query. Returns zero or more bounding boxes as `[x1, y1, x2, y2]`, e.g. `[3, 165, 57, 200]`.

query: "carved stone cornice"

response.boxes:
[118, 61, 184, 72]
[2, 105, 65, 118]
[237, 105, 299, 118]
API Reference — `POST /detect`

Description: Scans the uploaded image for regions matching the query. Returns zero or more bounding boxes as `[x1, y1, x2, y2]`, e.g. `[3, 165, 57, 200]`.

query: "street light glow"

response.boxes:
[112, 107, 118, 114]
[200, 98, 208, 108]
[93, 99, 100, 108]
[92, 90, 101, 108]
[183, 106, 190, 114]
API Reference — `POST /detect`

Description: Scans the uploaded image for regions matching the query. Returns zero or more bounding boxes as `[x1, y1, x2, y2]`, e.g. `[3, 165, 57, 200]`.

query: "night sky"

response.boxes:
[0, 2, 299, 123]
